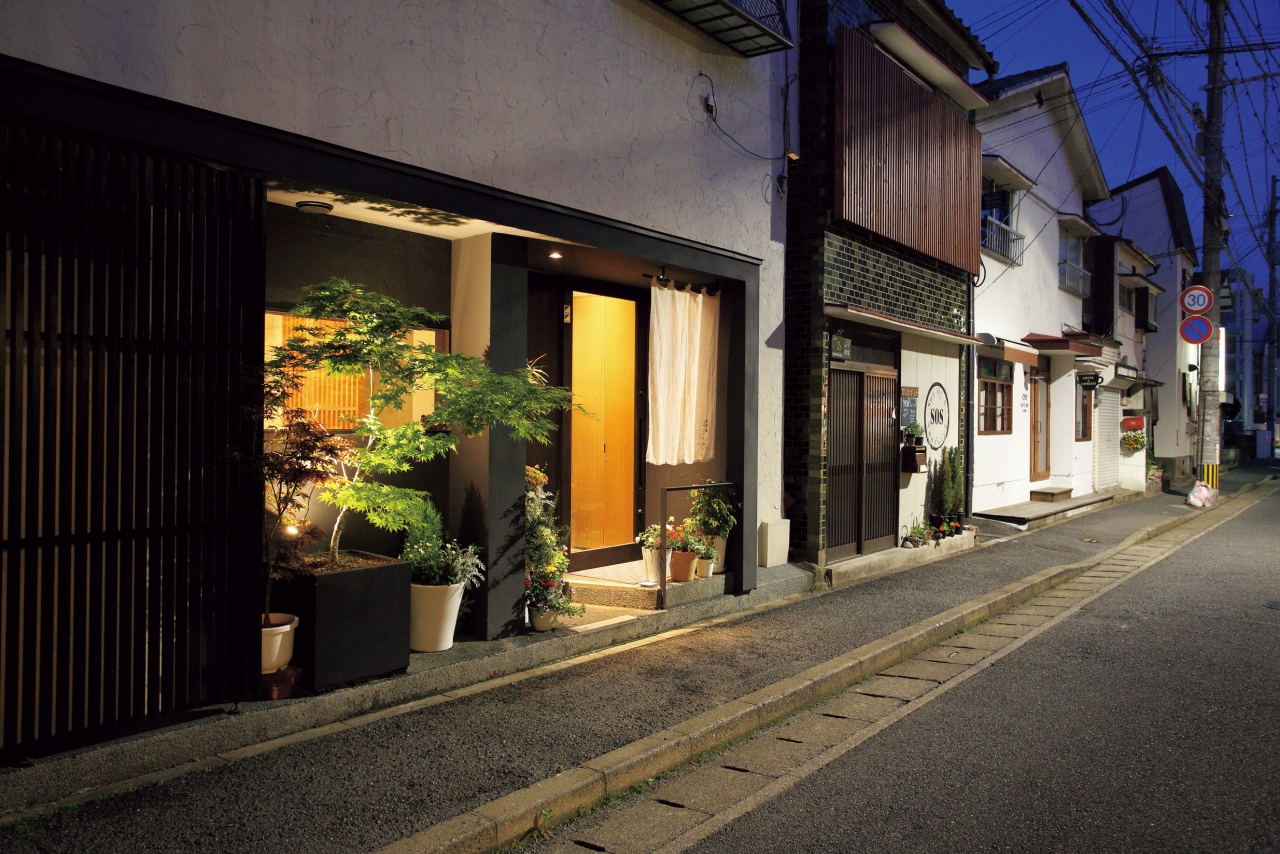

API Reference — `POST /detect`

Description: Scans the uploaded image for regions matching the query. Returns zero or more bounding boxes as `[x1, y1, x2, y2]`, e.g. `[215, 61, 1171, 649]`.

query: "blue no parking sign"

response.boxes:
[1179, 314, 1214, 345]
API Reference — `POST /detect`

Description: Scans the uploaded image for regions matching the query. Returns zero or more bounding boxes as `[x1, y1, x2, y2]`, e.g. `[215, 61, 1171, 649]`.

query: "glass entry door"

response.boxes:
[1029, 371, 1050, 482]
[567, 290, 645, 570]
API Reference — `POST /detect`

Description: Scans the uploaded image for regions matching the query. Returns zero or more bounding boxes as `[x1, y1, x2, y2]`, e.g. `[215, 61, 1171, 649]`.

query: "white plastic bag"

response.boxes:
[1186, 481, 1211, 508]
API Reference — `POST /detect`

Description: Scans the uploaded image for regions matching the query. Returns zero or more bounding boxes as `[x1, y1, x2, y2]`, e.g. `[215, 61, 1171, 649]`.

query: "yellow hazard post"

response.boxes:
[1201, 463, 1218, 490]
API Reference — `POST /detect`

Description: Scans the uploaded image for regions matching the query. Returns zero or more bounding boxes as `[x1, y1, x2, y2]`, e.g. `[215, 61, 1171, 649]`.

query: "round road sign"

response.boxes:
[1179, 285, 1213, 315]
[1179, 314, 1214, 345]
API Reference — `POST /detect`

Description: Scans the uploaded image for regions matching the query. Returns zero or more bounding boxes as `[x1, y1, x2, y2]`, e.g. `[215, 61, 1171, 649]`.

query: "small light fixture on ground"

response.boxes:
[295, 200, 334, 214]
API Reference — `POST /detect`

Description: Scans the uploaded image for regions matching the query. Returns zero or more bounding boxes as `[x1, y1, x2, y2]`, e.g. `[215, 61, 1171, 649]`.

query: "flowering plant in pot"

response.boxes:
[666, 520, 702, 583]
[267, 279, 576, 688]
[689, 482, 737, 574]
[402, 498, 484, 652]
[691, 535, 719, 579]
[524, 466, 583, 631]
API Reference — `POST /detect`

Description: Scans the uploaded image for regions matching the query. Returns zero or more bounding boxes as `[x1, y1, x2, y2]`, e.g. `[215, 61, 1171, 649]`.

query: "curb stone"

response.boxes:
[376, 497, 1229, 854]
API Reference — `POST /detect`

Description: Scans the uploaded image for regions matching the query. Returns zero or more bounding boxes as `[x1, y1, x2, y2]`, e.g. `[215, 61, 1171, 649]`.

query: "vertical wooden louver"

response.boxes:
[0, 116, 265, 761]
[834, 26, 982, 276]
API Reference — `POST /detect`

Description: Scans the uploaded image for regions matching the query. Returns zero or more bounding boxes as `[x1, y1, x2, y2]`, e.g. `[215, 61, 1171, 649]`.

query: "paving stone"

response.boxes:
[1042, 588, 1090, 598]
[820, 691, 904, 721]
[941, 633, 1013, 651]
[988, 612, 1049, 627]
[1010, 604, 1068, 617]
[914, 645, 989, 665]
[652, 765, 773, 816]
[572, 799, 708, 854]
[884, 659, 966, 682]
[853, 675, 935, 701]
[970, 622, 1032, 639]
[718, 735, 825, 776]
[771, 712, 872, 748]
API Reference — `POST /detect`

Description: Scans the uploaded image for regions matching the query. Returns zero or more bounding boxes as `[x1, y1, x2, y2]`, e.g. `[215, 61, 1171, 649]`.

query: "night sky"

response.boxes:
[950, 0, 1280, 288]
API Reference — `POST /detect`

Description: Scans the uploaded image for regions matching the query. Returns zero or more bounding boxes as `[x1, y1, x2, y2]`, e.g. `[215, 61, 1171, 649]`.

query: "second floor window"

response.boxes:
[1059, 230, 1089, 298]
[1119, 284, 1136, 314]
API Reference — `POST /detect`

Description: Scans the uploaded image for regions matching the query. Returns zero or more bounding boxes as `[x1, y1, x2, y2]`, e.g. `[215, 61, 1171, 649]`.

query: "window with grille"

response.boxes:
[1075, 384, 1093, 441]
[264, 313, 443, 431]
[978, 358, 1014, 434]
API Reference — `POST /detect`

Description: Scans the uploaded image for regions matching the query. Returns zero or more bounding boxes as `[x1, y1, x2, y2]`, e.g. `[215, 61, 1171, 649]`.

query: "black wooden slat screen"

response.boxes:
[1, 116, 264, 761]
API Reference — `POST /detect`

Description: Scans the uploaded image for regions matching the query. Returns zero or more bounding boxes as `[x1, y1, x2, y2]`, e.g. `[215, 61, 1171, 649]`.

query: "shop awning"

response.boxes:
[976, 333, 1040, 366]
[1022, 332, 1102, 357]
[825, 303, 982, 346]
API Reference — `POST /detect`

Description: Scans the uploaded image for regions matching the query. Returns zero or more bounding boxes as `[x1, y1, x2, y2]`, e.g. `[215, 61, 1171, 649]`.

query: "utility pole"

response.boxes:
[1269, 175, 1278, 458]
[1197, 0, 1227, 490]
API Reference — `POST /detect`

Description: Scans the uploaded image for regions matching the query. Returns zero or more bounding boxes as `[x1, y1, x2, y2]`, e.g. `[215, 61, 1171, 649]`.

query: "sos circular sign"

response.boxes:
[923, 383, 950, 450]
[1179, 285, 1213, 316]
[1179, 314, 1214, 345]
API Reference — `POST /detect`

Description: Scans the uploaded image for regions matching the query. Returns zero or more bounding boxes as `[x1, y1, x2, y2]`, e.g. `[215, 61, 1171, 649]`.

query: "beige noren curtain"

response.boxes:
[647, 286, 719, 465]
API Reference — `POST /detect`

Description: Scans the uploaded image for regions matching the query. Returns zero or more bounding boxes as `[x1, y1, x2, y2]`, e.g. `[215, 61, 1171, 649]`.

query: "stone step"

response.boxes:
[1029, 486, 1073, 503]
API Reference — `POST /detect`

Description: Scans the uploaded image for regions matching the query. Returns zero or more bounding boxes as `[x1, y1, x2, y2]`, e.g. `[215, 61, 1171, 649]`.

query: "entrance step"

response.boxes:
[1029, 486, 1073, 503]
[566, 573, 729, 611]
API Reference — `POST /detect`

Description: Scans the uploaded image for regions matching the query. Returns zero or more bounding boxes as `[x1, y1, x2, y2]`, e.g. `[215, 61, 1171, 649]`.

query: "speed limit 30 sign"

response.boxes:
[1179, 285, 1213, 315]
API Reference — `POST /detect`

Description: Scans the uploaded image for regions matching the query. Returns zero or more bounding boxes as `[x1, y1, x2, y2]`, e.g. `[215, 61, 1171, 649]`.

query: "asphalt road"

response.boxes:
[0, 492, 1203, 854]
[685, 489, 1280, 854]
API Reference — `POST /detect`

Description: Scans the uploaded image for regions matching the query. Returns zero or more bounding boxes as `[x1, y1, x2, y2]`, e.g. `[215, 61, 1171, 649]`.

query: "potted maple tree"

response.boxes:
[268, 278, 575, 688]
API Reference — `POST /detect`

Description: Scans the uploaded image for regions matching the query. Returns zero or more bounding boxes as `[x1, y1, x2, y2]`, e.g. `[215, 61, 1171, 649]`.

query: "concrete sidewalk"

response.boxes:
[0, 488, 1240, 854]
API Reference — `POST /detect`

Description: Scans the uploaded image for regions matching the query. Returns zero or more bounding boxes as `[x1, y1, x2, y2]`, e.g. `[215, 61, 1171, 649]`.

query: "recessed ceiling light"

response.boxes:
[548, 251, 563, 259]
[295, 200, 334, 214]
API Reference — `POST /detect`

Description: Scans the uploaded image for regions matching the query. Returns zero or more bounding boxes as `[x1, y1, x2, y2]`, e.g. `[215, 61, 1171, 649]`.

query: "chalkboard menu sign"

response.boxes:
[900, 386, 918, 428]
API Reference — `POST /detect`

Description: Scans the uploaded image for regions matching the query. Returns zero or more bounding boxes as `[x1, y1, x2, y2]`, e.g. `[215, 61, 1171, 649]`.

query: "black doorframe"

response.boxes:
[528, 274, 649, 571]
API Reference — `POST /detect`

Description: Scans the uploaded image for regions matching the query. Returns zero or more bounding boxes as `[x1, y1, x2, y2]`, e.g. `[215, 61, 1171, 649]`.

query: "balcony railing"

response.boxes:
[648, 0, 792, 57]
[980, 216, 1025, 266]
[1059, 260, 1092, 298]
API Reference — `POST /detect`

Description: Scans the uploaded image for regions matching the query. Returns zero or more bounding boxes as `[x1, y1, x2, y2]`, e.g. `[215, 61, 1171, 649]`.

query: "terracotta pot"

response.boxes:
[410, 582, 464, 652]
[530, 610, 557, 632]
[261, 613, 299, 674]
[641, 548, 669, 584]
[669, 551, 698, 582]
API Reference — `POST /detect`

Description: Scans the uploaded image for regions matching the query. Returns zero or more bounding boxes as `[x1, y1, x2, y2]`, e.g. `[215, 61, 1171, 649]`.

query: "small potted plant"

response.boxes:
[692, 535, 719, 578]
[689, 482, 737, 574]
[904, 422, 925, 446]
[403, 498, 485, 652]
[901, 518, 930, 549]
[525, 466, 584, 631]
[666, 520, 700, 583]
[636, 521, 669, 585]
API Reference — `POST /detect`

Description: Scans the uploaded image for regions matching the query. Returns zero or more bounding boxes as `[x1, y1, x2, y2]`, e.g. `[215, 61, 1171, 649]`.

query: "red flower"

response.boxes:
[525, 579, 531, 587]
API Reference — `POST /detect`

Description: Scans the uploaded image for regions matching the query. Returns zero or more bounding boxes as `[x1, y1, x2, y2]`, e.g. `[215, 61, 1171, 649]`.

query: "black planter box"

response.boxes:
[275, 552, 410, 691]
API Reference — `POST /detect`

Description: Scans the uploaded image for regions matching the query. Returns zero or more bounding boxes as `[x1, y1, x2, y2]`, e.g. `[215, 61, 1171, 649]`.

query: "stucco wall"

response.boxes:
[899, 334, 960, 529]
[1, 0, 791, 524]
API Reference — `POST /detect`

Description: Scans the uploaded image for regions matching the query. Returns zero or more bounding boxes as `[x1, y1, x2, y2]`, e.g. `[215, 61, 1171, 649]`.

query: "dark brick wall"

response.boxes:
[784, 0, 974, 559]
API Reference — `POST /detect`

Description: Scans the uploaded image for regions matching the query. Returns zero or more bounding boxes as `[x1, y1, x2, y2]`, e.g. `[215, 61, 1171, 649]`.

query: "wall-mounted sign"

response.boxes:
[1179, 315, 1214, 345]
[923, 383, 950, 450]
[982, 191, 1009, 211]
[1122, 416, 1145, 431]
[831, 334, 852, 361]
[1078, 372, 1103, 390]
[900, 394, 917, 427]
[1179, 285, 1213, 316]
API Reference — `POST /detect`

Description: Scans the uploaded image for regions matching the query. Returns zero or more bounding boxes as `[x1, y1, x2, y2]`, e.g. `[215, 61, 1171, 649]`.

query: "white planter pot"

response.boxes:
[410, 582, 465, 652]
[261, 613, 299, 674]
[641, 548, 669, 584]
[695, 558, 715, 579]
[530, 610, 557, 632]
[712, 537, 727, 574]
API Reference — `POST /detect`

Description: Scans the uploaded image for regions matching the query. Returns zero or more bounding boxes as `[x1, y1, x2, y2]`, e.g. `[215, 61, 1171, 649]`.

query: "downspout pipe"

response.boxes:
[965, 272, 975, 519]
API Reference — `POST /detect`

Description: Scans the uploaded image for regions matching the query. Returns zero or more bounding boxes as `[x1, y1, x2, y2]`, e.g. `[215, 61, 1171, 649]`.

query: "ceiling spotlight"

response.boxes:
[548, 251, 563, 259]
[295, 200, 334, 214]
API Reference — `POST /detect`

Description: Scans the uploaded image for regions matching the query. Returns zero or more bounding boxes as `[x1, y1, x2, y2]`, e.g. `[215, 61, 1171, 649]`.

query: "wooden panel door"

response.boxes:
[825, 368, 862, 561]
[1029, 372, 1050, 482]
[861, 373, 899, 554]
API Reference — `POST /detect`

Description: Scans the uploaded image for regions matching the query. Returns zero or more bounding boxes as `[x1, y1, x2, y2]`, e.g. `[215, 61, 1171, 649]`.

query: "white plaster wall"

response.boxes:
[972, 361, 1032, 512]
[1119, 387, 1146, 491]
[899, 335, 960, 528]
[0, 0, 791, 522]
[1047, 357, 1089, 493]
[1089, 178, 1198, 464]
